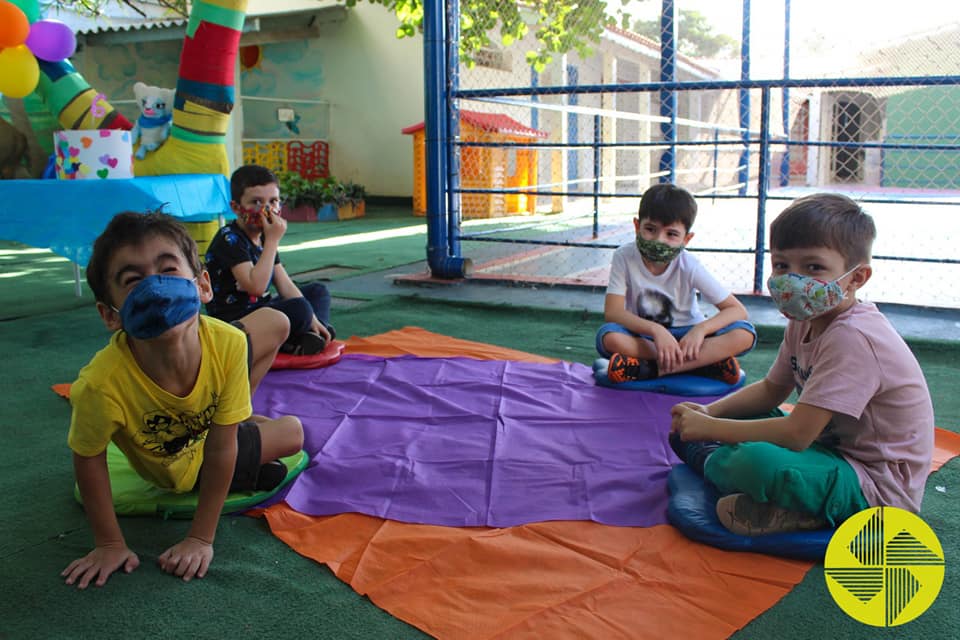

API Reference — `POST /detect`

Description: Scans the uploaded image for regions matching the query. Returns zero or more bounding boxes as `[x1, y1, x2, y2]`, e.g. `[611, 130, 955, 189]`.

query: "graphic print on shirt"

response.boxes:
[139, 392, 220, 460]
[790, 355, 841, 448]
[636, 288, 675, 327]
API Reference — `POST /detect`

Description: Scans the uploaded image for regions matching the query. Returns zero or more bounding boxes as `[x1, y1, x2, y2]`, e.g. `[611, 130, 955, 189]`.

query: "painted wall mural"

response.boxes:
[240, 40, 329, 141]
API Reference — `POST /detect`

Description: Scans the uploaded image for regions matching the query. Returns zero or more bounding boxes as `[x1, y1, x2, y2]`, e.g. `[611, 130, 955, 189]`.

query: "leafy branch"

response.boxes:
[53, 1, 631, 73]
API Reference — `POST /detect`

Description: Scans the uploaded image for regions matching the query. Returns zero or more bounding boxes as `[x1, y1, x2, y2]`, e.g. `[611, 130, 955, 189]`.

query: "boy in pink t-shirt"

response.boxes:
[670, 193, 934, 536]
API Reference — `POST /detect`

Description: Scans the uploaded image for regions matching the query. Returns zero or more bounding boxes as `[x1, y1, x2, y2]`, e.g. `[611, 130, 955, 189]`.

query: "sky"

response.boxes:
[621, 0, 960, 76]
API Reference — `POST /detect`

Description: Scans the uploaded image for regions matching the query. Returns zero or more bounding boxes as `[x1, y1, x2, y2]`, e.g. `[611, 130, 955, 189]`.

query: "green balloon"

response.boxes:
[9, 0, 41, 24]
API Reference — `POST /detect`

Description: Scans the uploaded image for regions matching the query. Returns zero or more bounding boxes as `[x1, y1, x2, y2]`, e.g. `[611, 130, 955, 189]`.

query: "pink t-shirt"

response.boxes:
[767, 301, 934, 512]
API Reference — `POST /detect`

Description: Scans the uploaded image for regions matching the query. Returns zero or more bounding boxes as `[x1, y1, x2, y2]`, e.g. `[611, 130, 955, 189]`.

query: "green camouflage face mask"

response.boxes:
[636, 236, 684, 263]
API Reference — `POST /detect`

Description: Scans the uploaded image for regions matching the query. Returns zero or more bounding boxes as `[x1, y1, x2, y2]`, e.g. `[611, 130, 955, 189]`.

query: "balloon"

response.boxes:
[0, 45, 39, 98]
[25, 19, 77, 61]
[0, 1, 30, 48]
[9, 0, 40, 24]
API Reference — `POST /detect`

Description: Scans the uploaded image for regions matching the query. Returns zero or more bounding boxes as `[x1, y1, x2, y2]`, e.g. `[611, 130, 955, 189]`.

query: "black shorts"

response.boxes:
[193, 420, 262, 492]
[230, 420, 263, 492]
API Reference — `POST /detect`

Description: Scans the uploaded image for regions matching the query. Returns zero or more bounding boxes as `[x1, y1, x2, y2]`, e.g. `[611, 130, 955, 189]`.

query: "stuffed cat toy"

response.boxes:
[131, 81, 175, 159]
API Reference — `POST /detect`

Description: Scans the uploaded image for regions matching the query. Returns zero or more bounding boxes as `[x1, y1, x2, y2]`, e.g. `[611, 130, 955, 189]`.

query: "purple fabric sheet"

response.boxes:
[254, 354, 717, 528]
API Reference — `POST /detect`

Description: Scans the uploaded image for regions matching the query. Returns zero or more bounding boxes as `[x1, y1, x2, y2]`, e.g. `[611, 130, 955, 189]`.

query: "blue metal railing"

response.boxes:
[443, 76, 960, 292]
[419, 1, 960, 289]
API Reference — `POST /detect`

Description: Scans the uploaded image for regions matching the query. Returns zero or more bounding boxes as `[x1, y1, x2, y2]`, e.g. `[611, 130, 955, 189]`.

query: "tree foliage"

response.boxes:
[52, 0, 631, 72]
[355, 0, 621, 71]
[633, 9, 738, 58]
[49, 0, 188, 17]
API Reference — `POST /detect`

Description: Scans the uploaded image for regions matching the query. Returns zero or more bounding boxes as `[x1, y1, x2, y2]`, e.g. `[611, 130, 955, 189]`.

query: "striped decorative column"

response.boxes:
[28, 0, 248, 177]
[36, 58, 132, 131]
[135, 0, 248, 177]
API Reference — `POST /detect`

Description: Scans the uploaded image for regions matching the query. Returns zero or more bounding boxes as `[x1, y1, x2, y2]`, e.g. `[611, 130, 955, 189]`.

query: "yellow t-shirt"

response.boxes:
[68, 316, 253, 493]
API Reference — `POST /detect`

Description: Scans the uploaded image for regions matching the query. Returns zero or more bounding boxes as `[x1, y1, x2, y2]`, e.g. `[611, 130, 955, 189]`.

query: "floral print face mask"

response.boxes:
[767, 265, 860, 321]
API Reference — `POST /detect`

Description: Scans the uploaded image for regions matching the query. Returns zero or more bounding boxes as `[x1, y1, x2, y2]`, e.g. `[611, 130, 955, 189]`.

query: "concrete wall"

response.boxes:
[326, 4, 423, 196]
[262, 4, 423, 196]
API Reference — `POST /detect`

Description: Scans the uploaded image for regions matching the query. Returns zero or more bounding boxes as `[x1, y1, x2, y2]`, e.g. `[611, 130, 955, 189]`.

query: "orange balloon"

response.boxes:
[0, 0, 31, 48]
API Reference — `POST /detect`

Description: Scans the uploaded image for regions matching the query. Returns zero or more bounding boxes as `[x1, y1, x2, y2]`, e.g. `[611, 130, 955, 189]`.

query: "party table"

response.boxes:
[0, 174, 230, 294]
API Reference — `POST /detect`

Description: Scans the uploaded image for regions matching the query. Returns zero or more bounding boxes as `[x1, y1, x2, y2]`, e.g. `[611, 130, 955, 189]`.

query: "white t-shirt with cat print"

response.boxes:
[606, 242, 730, 328]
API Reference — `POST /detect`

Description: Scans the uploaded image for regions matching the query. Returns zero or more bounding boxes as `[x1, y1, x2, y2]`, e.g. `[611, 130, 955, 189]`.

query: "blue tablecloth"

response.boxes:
[0, 174, 230, 267]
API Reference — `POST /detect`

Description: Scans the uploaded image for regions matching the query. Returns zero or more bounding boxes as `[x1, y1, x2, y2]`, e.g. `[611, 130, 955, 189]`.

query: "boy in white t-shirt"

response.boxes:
[598, 183, 757, 384]
[670, 193, 934, 536]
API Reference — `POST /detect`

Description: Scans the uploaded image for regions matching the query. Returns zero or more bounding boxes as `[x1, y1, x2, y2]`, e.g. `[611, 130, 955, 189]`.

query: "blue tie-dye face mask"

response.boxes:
[115, 275, 200, 339]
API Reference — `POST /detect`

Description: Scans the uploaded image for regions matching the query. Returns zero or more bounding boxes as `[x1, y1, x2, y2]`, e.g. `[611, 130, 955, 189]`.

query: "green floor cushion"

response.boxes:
[74, 443, 308, 519]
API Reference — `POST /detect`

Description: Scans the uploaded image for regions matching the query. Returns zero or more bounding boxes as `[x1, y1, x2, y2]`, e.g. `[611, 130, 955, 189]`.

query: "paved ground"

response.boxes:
[327, 259, 960, 343]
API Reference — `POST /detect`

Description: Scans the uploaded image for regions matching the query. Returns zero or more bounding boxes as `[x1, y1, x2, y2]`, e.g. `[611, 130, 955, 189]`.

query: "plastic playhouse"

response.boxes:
[402, 110, 548, 218]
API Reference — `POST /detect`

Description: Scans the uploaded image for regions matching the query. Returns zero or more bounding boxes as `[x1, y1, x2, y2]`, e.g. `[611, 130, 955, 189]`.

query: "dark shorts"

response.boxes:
[230, 420, 263, 492]
[195, 420, 262, 492]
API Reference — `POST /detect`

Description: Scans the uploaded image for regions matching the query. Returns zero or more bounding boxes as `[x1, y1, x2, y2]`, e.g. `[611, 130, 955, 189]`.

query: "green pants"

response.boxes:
[704, 441, 869, 526]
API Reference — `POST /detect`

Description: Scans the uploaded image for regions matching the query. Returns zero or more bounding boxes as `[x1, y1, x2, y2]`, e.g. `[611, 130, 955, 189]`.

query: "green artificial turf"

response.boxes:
[2, 212, 958, 639]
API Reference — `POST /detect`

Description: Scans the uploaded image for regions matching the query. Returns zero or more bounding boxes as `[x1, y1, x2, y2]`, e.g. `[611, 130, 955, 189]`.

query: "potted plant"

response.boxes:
[314, 176, 367, 221]
[278, 170, 322, 222]
[338, 180, 367, 219]
[314, 176, 342, 221]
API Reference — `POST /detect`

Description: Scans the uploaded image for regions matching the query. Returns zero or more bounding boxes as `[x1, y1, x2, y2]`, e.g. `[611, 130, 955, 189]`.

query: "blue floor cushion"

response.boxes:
[667, 463, 835, 560]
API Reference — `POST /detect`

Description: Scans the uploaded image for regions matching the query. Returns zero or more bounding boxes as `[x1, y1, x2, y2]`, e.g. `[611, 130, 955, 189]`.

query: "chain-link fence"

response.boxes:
[439, 0, 960, 309]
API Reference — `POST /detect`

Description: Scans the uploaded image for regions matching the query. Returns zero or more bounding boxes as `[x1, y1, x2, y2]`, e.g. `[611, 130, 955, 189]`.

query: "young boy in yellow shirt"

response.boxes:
[63, 212, 303, 588]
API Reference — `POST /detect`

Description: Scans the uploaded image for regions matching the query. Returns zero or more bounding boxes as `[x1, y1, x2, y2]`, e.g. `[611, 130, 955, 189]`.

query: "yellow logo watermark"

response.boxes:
[824, 507, 944, 626]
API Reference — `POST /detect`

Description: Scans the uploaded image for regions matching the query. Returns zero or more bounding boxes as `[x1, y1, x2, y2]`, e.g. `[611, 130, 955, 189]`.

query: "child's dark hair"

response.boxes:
[637, 183, 697, 232]
[770, 193, 876, 268]
[86, 211, 201, 306]
[231, 164, 278, 202]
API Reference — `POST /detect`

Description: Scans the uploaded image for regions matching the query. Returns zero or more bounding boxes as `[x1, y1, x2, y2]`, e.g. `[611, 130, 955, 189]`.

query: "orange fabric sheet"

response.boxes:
[52, 327, 960, 638]
[253, 327, 960, 639]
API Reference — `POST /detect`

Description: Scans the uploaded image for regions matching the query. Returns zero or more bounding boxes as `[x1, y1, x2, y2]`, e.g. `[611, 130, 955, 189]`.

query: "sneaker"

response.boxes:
[255, 460, 289, 491]
[668, 431, 721, 475]
[607, 353, 656, 383]
[715, 493, 828, 536]
[691, 356, 741, 385]
[282, 332, 327, 356]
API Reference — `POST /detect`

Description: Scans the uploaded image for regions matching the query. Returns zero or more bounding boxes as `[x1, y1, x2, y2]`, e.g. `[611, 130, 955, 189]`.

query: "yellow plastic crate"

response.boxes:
[183, 220, 221, 257]
[241, 141, 288, 175]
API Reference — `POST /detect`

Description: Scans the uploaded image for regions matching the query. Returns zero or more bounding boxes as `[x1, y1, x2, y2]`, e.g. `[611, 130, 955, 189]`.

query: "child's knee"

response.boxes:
[250, 307, 289, 346]
[704, 442, 780, 494]
[731, 328, 757, 354]
[288, 415, 304, 445]
[278, 415, 304, 452]
[269, 309, 291, 343]
[601, 332, 624, 354]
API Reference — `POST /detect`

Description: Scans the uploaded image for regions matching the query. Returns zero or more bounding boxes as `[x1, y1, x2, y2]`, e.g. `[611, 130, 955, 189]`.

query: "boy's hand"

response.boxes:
[670, 403, 714, 441]
[261, 209, 287, 244]
[62, 543, 140, 589]
[678, 326, 707, 362]
[651, 325, 683, 374]
[309, 317, 332, 342]
[157, 536, 214, 582]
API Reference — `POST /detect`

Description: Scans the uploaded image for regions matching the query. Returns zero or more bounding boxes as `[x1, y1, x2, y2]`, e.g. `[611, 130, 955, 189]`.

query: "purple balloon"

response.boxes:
[25, 20, 77, 62]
